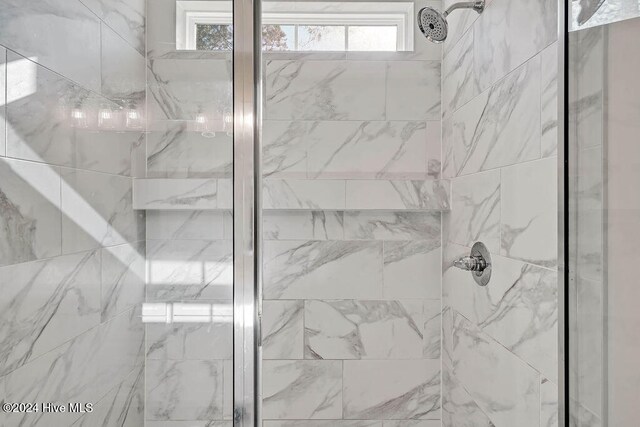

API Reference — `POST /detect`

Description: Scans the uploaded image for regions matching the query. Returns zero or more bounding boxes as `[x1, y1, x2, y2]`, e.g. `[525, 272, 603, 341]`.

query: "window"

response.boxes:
[177, 1, 414, 52]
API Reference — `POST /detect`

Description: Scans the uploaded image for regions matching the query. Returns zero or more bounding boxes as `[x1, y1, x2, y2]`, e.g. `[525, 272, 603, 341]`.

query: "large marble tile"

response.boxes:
[343, 359, 440, 420]
[541, 42, 559, 158]
[0, 157, 62, 265]
[540, 378, 559, 427]
[0, 250, 100, 377]
[0, 47, 5, 157]
[426, 121, 442, 178]
[98, 307, 144, 393]
[147, 121, 232, 179]
[264, 211, 344, 241]
[263, 360, 342, 419]
[81, 0, 145, 54]
[101, 241, 145, 321]
[146, 359, 224, 421]
[265, 60, 386, 120]
[263, 300, 304, 359]
[442, 57, 541, 178]
[147, 422, 231, 427]
[442, 28, 480, 118]
[4, 327, 103, 427]
[383, 241, 441, 299]
[442, 0, 483, 57]
[474, 0, 557, 91]
[452, 312, 541, 427]
[344, 212, 440, 241]
[442, 367, 494, 427]
[146, 320, 232, 360]
[445, 170, 500, 252]
[147, 58, 232, 121]
[101, 23, 146, 102]
[264, 179, 346, 210]
[264, 422, 381, 427]
[0, 0, 102, 91]
[146, 239, 233, 301]
[147, 211, 225, 240]
[307, 121, 430, 179]
[74, 363, 144, 427]
[501, 157, 557, 268]
[61, 168, 144, 253]
[386, 61, 441, 121]
[5, 52, 141, 176]
[383, 421, 440, 427]
[263, 120, 309, 179]
[423, 300, 441, 359]
[263, 240, 383, 299]
[133, 178, 219, 210]
[345, 180, 450, 211]
[304, 300, 424, 360]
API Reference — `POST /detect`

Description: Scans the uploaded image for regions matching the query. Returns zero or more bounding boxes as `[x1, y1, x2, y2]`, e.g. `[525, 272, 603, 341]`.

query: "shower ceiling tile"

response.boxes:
[0, 157, 62, 265]
[265, 60, 386, 121]
[0, 0, 102, 92]
[263, 360, 342, 420]
[383, 240, 441, 299]
[263, 240, 383, 300]
[343, 359, 441, 420]
[500, 157, 557, 268]
[385, 61, 441, 121]
[451, 312, 540, 427]
[304, 300, 425, 360]
[5, 52, 141, 176]
[442, 57, 541, 178]
[473, 0, 557, 91]
[146, 359, 224, 421]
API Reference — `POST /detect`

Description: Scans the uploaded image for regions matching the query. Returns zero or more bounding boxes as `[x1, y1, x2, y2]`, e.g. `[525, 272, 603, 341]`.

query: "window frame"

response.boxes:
[177, 0, 415, 52]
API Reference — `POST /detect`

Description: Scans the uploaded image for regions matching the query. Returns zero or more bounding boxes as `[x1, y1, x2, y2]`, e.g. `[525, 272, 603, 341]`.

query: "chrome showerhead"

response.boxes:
[417, 7, 448, 43]
[418, 1, 485, 43]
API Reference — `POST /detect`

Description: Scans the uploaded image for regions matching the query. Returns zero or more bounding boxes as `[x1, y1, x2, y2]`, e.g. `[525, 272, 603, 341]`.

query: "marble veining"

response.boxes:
[146, 320, 232, 361]
[343, 359, 441, 420]
[442, 57, 541, 178]
[264, 211, 344, 241]
[0, 250, 101, 377]
[344, 212, 441, 241]
[345, 180, 450, 211]
[133, 178, 219, 210]
[80, 0, 146, 54]
[263, 180, 346, 210]
[263, 360, 342, 419]
[304, 300, 424, 360]
[263, 300, 304, 359]
[101, 23, 146, 103]
[147, 211, 225, 241]
[442, 29, 480, 118]
[442, 367, 495, 427]
[383, 241, 441, 299]
[0, 157, 62, 266]
[101, 241, 145, 321]
[385, 61, 441, 121]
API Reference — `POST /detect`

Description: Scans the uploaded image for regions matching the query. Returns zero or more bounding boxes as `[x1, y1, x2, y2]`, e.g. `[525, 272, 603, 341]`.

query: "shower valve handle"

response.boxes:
[453, 255, 487, 272]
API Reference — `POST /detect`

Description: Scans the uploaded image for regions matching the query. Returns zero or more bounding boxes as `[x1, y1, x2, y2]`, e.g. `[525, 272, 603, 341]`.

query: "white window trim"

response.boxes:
[177, 0, 414, 51]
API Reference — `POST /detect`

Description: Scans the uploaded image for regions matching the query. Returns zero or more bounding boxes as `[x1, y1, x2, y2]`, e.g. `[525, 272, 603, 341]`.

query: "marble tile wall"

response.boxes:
[441, 0, 560, 426]
[0, 0, 146, 425]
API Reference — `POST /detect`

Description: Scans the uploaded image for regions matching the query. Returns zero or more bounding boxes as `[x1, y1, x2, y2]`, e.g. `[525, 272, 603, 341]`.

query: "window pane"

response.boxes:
[196, 24, 233, 51]
[263, 25, 295, 51]
[348, 26, 397, 51]
[298, 26, 346, 51]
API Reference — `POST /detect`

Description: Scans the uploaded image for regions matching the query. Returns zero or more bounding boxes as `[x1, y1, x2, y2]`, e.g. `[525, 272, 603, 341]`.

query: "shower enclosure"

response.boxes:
[4, 0, 636, 426]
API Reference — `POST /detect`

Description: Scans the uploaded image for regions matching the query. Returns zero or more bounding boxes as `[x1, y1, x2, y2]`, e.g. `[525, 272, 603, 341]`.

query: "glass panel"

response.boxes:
[297, 25, 346, 51]
[348, 25, 398, 51]
[568, 12, 640, 426]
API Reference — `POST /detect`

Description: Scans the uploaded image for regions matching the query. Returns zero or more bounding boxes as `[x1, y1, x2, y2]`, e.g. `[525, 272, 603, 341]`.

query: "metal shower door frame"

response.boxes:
[233, 0, 262, 422]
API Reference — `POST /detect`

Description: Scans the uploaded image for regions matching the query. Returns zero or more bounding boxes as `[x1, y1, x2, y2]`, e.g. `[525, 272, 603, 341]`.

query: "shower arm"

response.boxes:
[443, 1, 485, 18]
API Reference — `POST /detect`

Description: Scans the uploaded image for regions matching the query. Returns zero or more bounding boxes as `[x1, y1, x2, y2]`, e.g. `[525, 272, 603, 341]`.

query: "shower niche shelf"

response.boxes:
[133, 178, 450, 212]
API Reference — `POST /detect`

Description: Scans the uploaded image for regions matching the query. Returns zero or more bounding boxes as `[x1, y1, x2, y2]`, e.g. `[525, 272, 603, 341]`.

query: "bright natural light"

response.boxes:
[176, 0, 414, 52]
